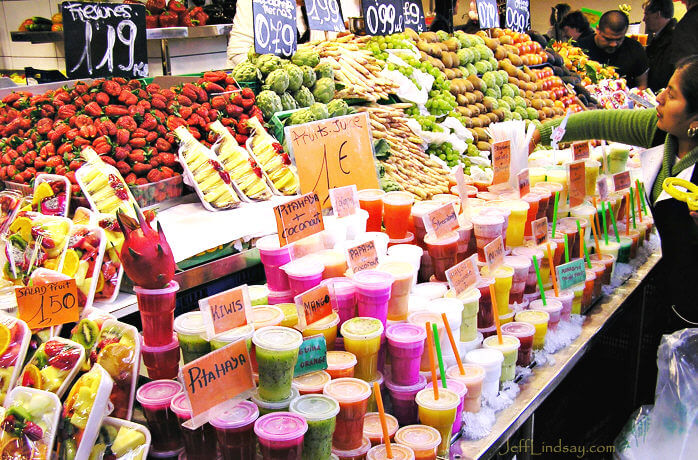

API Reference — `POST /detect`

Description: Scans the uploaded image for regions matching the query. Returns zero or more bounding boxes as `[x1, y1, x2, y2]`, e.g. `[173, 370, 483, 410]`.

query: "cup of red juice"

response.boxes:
[323, 378, 372, 451]
[140, 333, 180, 380]
[423, 231, 459, 281]
[209, 401, 259, 460]
[358, 189, 385, 233]
[136, 380, 184, 455]
[353, 270, 394, 328]
[500, 321, 536, 366]
[476, 277, 496, 329]
[135, 280, 179, 347]
[169, 392, 218, 460]
[384, 375, 427, 426]
[254, 412, 308, 460]
[472, 214, 504, 263]
[386, 323, 426, 386]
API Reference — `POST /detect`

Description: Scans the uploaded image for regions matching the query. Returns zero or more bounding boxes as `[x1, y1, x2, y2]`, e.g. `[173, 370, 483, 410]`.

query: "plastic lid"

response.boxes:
[407, 311, 444, 329]
[133, 280, 179, 295]
[423, 231, 459, 246]
[248, 285, 270, 300]
[585, 270, 597, 281]
[386, 323, 426, 345]
[369, 370, 384, 386]
[323, 378, 371, 403]
[465, 348, 505, 366]
[515, 310, 550, 324]
[326, 351, 357, 370]
[408, 295, 430, 312]
[323, 277, 356, 297]
[352, 270, 395, 291]
[210, 401, 259, 429]
[363, 412, 398, 439]
[411, 282, 448, 300]
[471, 214, 504, 226]
[256, 234, 285, 252]
[252, 305, 284, 329]
[395, 425, 442, 451]
[289, 394, 340, 421]
[367, 444, 415, 460]
[481, 264, 515, 278]
[384, 374, 427, 393]
[429, 298, 463, 321]
[169, 392, 193, 419]
[306, 311, 340, 330]
[382, 191, 414, 205]
[544, 289, 574, 301]
[446, 364, 486, 384]
[483, 335, 521, 353]
[136, 380, 183, 407]
[500, 321, 536, 337]
[387, 244, 424, 259]
[252, 326, 303, 352]
[415, 387, 461, 411]
[495, 199, 528, 213]
[254, 412, 308, 441]
[388, 231, 415, 245]
[376, 261, 415, 278]
[522, 192, 542, 203]
[431, 378, 468, 399]
[512, 246, 545, 261]
[530, 299, 562, 313]
[268, 289, 294, 302]
[332, 436, 371, 458]
[340, 317, 384, 341]
[251, 388, 299, 410]
[504, 256, 531, 271]
[174, 311, 206, 336]
[140, 332, 179, 353]
[357, 189, 386, 200]
[292, 371, 332, 393]
[212, 324, 255, 344]
[281, 258, 325, 278]
[446, 287, 481, 303]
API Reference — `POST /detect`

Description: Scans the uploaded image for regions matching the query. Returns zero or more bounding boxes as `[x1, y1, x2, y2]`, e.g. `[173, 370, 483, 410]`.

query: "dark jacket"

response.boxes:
[646, 19, 676, 92]
[670, 6, 698, 65]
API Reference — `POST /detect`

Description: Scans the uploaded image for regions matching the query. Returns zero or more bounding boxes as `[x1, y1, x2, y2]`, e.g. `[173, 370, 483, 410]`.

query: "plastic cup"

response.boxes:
[570, 283, 585, 315]
[293, 370, 332, 395]
[332, 435, 371, 460]
[140, 333, 180, 380]
[386, 323, 426, 386]
[326, 351, 357, 379]
[415, 388, 460, 458]
[581, 269, 596, 311]
[366, 371, 384, 412]
[309, 249, 349, 279]
[504, 256, 530, 305]
[252, 305, 284, 330]
[340, 317, 384, 381]
[323, 278, 357, 332]
[210, 401, 259, 460]
[481, 206, 511, 249]
[511, 246, 545, 294]
[428, 298, 463, 350]
[342, 210, 370, 240]
[249, 285, 270, 306]
[480, 265, 514, 316]
[530, 299, 562, 331]
[290, 394, 340, 460]
[464, 348, 504, 400]
[590, 253, 615, 285]
[476, 277, 496, 329]
[367, 444, 415, 460]
[385, 375, 427, 426]
[589, 262, 606, 300]
[353, 270, 394, 328]
[500, 322, 535, 366]
[303, 311, 340, 351]
[170, 393, 218, 460]
[423, 231, 459, 282]
[358, 189, 385, 233]
[406, 311, 444, 372]
[275, 303, 299, 328]
[429, 378, 467, 435]
[411, 282, 448, 300]
[535, 182, 563, 221]
[544, 289, 574, 322]
[136, 380, 184, 455]
[598, 240, 620, 273]
[394, 425, 441, 460]
[445, 364, 486, 413]
[388, 232, 415, 248]
[377, 261, 416, 321]
[498, 199, 530, 246]
[253, 326, 303, 402]
[515, 310, 550, 350]
[254, 412, 308, 460]
[614, 235, 632, 263]
[584, 160, 601, 195]
[257, 235, 293, 292]
[387, 244, 423, 288]
[383, 191, 414, 239]
[268, 289, 295, 305]
[282, 258, 325, 297]
[210, 323, 255, 351]
[174, 311, 210, 364]
[531, 186, 551, 220]
[459, 331, 484, 356]
[445, 287, 481, 342]
[135, 280, 179, 347]
[499, 311, 515, 325]
[363, 412, 398, 446]
[472, 214, 504, 263]
[291, 233, 325, 259]
[251, 388, 300, 416]
[483, 335, 521, 382]
[410, 201, 441, 248]
[570, 204, 596, 240]
[323, 378, 372, 451]
[545, 168, 569, 205]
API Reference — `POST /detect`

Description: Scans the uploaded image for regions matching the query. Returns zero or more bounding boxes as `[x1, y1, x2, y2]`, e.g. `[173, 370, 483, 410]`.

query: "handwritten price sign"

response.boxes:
[423, 203, 459, 238]
[492, 140, 511, 185]
[573, 142, 590, 160]
[294, 284, 333, 329]
[253, 0, 297, 57]
[274, 192, 324, 246]
[329, 185, 359, 218]
[613, 171, 631, 191]
[518, 169, 530, 197]
[294, 334, 328, 376]
[568, 160, 586, 208]
[484, 235, 505, 271]
[199, 286, 252, 339]
[362, 0, 404, 35]
[346, 240, 379, 273]
[556, 259, 586, 290]
[445, 254, 479, 296]
[16, 279, 79, 329]
[402, 0, 427, 32]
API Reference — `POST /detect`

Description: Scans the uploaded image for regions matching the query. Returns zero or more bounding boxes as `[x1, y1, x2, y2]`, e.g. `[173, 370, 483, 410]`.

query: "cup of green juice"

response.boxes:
[174, 311, 210, 364]
[253, 326, 303, 402]
[290, 394, 340, 460]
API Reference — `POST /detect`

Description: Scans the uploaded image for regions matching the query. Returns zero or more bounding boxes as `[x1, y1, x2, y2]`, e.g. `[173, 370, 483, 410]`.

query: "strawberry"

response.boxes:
[48, 347, 81, 371]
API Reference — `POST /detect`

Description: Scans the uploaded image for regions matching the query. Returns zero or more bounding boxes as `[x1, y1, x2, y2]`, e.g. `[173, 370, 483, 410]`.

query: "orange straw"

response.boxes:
[635, 184, 644, 222]
[489, 284, 503, 344]
[625, 193, 630, 236]
[579, 226, 584, 259]
[425, 322, 439, 399]
[546, 242, 560, 296]
[441, 313, 465, 375]
[373, 381, 393, 458]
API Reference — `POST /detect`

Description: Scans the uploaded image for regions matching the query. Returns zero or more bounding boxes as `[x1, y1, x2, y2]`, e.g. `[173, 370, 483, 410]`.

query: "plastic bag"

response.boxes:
[614, 328, 698, 459]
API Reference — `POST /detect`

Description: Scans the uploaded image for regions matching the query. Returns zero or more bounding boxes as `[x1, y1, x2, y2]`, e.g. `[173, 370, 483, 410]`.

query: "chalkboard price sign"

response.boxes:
[362, 0, 404, 36]
[253, 0, 297, 57]
[402, 0, 426, 33]
[476, 0, 500, 29]
[506, 0, 530, 33]
[62, 2, 148, 79]
[306, 0, 346, 32]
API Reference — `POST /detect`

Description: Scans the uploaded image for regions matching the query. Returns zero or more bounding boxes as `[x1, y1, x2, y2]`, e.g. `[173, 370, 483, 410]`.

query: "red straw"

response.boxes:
[441, 313, 465, 375]
[373, 381, 393, 458]
[425, 322, 439, 399]
[489, 284, 503, 344]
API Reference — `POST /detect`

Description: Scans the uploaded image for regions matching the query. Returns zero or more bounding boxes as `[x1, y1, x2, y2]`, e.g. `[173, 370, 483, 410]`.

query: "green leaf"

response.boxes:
[373, 139, 391, 160]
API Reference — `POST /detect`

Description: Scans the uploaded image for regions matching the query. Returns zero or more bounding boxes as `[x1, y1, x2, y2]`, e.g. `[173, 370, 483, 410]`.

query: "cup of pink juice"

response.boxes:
[386, 323, 426, 386]
[140, 333, 180, 380]
[281, 258, 325, 297]
[385, 375, 427, 426]
[256, 235, 293, 292]
[324, 277, 356, 331]
[500, 321, 535, 366]
[353, 270, 395, 328]
[254, 412, 308, 460]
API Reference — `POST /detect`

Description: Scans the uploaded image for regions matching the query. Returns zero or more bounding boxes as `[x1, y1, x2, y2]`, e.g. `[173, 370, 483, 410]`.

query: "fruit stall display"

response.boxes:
[551, 41, 620, 87]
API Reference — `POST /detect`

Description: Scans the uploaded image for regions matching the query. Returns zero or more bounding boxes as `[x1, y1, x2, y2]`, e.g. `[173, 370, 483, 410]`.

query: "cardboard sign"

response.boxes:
[568, 160, 586, 208]
[517, 169, 530, 197]
[252, 0, 297, 57]
[484, 235, 505, 272]
[180, 339, 255, 429]
[295, 284, 333, 329]
[505, 0, 530, 33]
[199, 286, 252, 339]
[286, 113, 379, 209]
[329, 185, 359, 218]
[492, 140, 511, 185]
[445, 254, 479, 296]
[476, 0, 500, 28]
[532, 217, 548, 245]
[346, 240, 379, 273]
[555, 258, 587, 290]
[613, 171, 631, 191]
[294, 334, 328, 377]
[598, 177, 609, 200]
[305, 0, 346, 32]
[455, 165, 470, 213]
[403, 0, 427, 32]
[16, 279, 80, 329]
[423, 203, 459, 238]
[274, 192, 324, 246]
[62, 2, 148, 79]
[573, 141, 590, 160]
[362, 0, 405, 35]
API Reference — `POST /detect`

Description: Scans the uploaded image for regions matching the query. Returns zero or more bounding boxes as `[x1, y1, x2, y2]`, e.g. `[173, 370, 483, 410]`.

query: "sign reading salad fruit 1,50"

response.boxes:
[252, 0, 297, 57]
[274, 192, 325, 246]
[476, 0, 500, 29]
[505, 0, 530, 33]
[294, 284, 333, 329]
[16, 279, 80, 329]
[305, 0, 346, 32]
[362, 0, 404, 35]
[286, 113, 380, 210]
[198, 286, 252, 339]
[492, 140, 511, 185]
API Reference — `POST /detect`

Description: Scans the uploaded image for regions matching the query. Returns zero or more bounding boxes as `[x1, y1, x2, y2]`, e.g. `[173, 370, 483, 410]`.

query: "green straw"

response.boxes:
[629, 187, 637, 229]
[532, 255, 546, 305]
[577, 220, 591, 268]
[601, 201, 609, 245]
[637, 180, 648, 214]
[608, 201, 621, 243]
[563, 234, 570, 263]
[551, 191, 560, 238]
[432, 323, 447, 389]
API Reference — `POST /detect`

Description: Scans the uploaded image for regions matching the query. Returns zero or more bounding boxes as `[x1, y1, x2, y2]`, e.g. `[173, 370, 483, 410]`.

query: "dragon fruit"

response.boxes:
[116, 206, 175, 289]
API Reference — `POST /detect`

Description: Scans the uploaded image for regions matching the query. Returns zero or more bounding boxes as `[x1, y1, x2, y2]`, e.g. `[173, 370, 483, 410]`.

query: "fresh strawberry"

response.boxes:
[48, 347, 81, 371]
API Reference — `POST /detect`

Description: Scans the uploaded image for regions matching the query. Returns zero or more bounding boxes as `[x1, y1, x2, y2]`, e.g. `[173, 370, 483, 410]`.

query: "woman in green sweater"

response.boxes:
[532, 55, 698, 329]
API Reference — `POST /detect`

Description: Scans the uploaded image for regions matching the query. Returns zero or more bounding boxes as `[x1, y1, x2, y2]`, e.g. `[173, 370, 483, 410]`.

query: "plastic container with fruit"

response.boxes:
[29, 174, 71, 217]
[0, 190, 23, 236]
[1, 386, 62, 460]
[128, 175, 184, 209]
[76, 148, 140, 218]
[19, 337, 85, 398]
[72, 207, 95, 226]
[63, 225, 106, 311]
[0, 313, 30, 405]
[93, 214, 125, 304]
[57, 363, 114, 460]
[88, 320, 140, 420]
[90, 416, 151, 460]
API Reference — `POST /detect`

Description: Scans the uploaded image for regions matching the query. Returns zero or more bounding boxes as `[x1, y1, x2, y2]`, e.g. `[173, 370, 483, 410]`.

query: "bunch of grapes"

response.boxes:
[385, 62, 422, 90]
[414, 115, 444, 132]
[426, 89, 457, 116]
[367, 33, 413, 60]
[427, 142, 459, 166]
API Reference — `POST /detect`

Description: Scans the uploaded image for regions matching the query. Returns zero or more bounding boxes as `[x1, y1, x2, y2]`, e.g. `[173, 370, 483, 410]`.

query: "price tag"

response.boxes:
[285, 113, 379, 209]
[455, 165, 470, 213]
[252, 0, 297, 57]
[517, 169, 530, 197]
[573, 141, 590, 160]
[329, 185, 359, 218]
[294, 284, 333, 329]
[305, 0, 346, 32]
[598, 177, 609, 200]
[274, 192, 324, 246]
[505, 0, 530, 33]
[62, 2, 148, 79]
[492, 140, 511, 185]
[179, 339, 255, 429]
[402, 0, 427, 32]
[362, 0, 404, 35]
[484, 235, 505, 272]
[294, 334, 328, 377]
[199, 286, 252, 339]
[555, 258, 586, 290]
[613, 171, 631, 191]
[445, 254, 479, 296]
[423, 203, 459, 239]
[16, 280, 79, 329]
[346, 240, 379, 273]
[476, 0, 500, 29]
[568, 160, 586, 208]
[532, 217, 548, 245]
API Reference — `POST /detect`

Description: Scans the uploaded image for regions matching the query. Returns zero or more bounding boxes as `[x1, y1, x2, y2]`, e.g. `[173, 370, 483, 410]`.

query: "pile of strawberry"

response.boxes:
[141, 0, 209, 28]
[0, 70, 262, 196]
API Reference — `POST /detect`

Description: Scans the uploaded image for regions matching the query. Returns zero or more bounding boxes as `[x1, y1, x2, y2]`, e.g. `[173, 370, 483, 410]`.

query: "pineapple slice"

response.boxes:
[111, 427, 146, 458]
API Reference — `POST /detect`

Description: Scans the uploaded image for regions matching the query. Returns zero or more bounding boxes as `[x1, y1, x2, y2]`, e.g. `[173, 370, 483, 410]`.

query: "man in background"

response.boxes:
[644, 0, 676, 92]
[560, 11, 595, 43]
[670, 0, 698, 64]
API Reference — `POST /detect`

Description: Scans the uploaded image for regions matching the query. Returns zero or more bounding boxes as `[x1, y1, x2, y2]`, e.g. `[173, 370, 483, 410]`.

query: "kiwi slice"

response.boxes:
[71, 319, 100, 350]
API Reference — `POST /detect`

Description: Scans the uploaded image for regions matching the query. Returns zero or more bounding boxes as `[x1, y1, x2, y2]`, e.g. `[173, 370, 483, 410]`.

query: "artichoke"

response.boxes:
[314, 62, 334, 80]
[256, 54, 282, 76]
[256, 90, 283, 120]
[327, 99, 349, 118]
[233, 62, 261, 82]
[312, 78, 336, 104]
[283, 63, 304, 92]
[300, 65, 316, 88]
[291, 49, 320, 67]
[293, 86, 315, 107]
[280, 92, 298, 111]
[265, 69, 290, 94]
[287, 108, 317, 126]
[309, 102, 329, 120]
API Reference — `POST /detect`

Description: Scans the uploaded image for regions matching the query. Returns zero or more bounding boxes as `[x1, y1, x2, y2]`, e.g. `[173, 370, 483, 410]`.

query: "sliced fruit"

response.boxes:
[39, 366, 62, 392]
[95, 272, 105, 293]
[48, 347, 81, 371]
[0, 324, 10, 356]
[33, 182, 55, 206]
[61, 249, 80, 277]
[71, 319, 99, 350]
[0, 367, 14, 394]
[9, 217, 32, 242]
[111, 427, 146, 457]
[21, 364, 42, 389]
[97, 343, 134, 377]
[43, 259, 58, 271]
[74, 260, 89, 286]
[26, 392, 54, 418]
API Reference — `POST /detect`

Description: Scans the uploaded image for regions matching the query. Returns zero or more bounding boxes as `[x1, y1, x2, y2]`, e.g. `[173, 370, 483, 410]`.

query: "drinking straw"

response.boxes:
[531, 255, 546, 305]
[563, 234, 570, 263]
[580, 227, 591, 268]
[441, 313, 465, 375]
[625, 193, 630, 236]
[635, 181, 644, 222]
[488, 284, 503, 344]
[629, 187, 637, 229]
[590, 197, 601, 254]
[575, 220, 583, 259]
[551, 191, 560, 237]
[546, 242, 560, 296]
[425, 322, 439, 399]
[601, 201, 609, 245]
[373, 381, 393, 458]
[609, 202, 621, 243]
[637, 180, 648, 214]
[432, 323, 447, 389]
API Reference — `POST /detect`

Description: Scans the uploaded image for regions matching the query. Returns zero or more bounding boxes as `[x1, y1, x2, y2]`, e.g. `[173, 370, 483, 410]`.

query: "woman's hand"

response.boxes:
[529, 127, 541, 154]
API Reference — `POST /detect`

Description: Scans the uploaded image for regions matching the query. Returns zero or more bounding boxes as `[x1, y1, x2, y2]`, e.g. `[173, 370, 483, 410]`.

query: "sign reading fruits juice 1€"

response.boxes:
[199, 286, 252, 339]
[294, 284, 333, 329]
[274, 192, 325, 246]
[16, 279, 80, 329]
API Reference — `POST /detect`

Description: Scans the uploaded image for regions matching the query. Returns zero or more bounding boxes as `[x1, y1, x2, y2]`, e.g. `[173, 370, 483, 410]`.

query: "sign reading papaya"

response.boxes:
[613, 171, 631, 191]
[294, 334, 328, 377]
[346, 240, 379, 273]
[16, 279, 79, 329]
[274, 192, 324, 246]
[295, 284, 333, 329]
[573, 141, 590, 160]
[556, 258, 586, 290]
[199, 286, 252, 339]
[517, 169, 530, 197]
[285, 113, 379, 210]
[532, 217, 548, 245]
[492, 140, 511, 185]
[484, 235, 505, 272]
[445, 254, 479, 296]
[329, 185, 359, 218]
[568, 160, 586, 208]
[423, 203, 458, 238]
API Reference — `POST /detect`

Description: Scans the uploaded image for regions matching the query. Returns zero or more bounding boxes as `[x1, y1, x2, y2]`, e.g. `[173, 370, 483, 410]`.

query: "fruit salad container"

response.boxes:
[2, 386, 62, 460]
[19, 337, 85, 398]
[88, 320, 140, 420]
[72, 207, 96, 226]
[93, 214, 126, 304]
[76, 148, 140, 218]
[90, 416, 151, 460]
[0, 314, 30, 405]
[245, 117, 300, 195]
[57, 363, 114, 460]
[63, 225, 106, 311]
[0, 190, 22, 236]
[128, 175, 184, 209]
[29, 174, 71, 217]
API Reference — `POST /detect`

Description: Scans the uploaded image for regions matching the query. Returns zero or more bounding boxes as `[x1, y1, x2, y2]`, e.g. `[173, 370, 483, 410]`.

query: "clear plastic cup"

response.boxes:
[545, 168, 569, 205]
[428, 298, 463, 351]
[395, 425, 441, 460]
[135, 280, 179, 347]
[584, 160, 601, 195]
[292, 370, 332, 395]
[290, 394, 340, 460]
[332, 435, 372, 460]
[282, 258, 325, 297]
[590, 253, 615, 285]
[323, 378, 372, 451]
[522, 193, 542, 237]
[411, 282, 448, 300]
[415, 387, 460, 458]
[571, 283, 585, 315]
[456, 216, 474, 262]
[531, 186, 551, 220]
[446, 363, 486, 413]
[445, 287, 481, 342]
[589, 261, 606, 300]
[252, 305, 284, 330]
[512, 246, 545, 294]
[383, 191, 415, 239]
[480, 265, 514, 316]
[481, 206, 511, 248]
[251, 388, 300, 416]
[536, 182, 564, 221]
[308, 249, 349, 279]
[515, 310, 550, 350]
[174, 311, 210, 364]
[340, 317, 384, 381]
[388, 231, 415, 248]
[343, 209, 370, 240]
[465, 348, 504, 400]
[210, 323, 255, 351]
[430, 378, 467, 435]
[140, 333, 180, 380]
[363, 232, 390, 257]
[367, 444, 415, 460]
[276, 302, 299, 328]
[377, 260, 417, 321]
[411, 200, 442, 248]
[210, 401, 259, 460]
[582, 269, 597, 311]
[504, 255, 530, 305]
[407, 311, 445, 372]
[303, 311, 340, 351]
[353, 270, 394, 328]
[387, 244, 423, 287]
[254, 412, 308, 460]
[544, 289, 574, 322]
[253, 326, 303, 402]
[500, 321, 536, 366]
[496, 199, 529, 247]
[476, 277, 496, 329]
[358, 189, 386, 233]
[249, 285, 270, 306]
[326, 351, 357, 379]
[423, 231, 459, 281]
[483, 335, 521, 382]
[472, 214, 504, 263]
[386, 323, 426, 386]
[323, 277, 356, 331]
[136, 380, 184, 455]
[170, 392, 218, 460]
[268, 288, 295, 305]
[385, 375, 427, 426]
[256, 235, 293, 292]
[530, 299, 563, 331]
[363, 412, 398, 446]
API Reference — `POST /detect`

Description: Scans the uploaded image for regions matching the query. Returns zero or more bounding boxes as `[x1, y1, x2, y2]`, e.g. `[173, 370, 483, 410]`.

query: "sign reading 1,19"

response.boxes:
[362, 0, 404, 36]
[252, 0, 297, 57]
